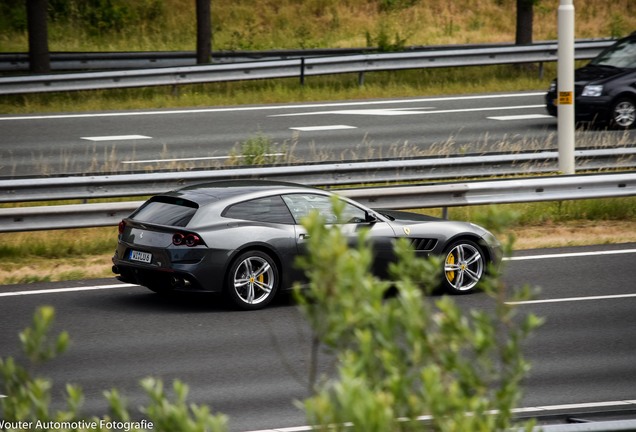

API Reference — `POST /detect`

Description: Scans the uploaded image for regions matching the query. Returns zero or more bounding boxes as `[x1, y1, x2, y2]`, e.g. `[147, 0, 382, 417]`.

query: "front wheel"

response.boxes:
[609, 97, 636, 129]
[442, 240, 485, 294]
[226, 250, 279, 310]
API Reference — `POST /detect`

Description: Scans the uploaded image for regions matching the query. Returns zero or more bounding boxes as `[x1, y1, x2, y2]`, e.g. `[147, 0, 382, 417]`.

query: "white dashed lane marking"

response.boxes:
[488, 114, 553, 121]
[289, 125, 357, 131]
[80, 135, 151, 141]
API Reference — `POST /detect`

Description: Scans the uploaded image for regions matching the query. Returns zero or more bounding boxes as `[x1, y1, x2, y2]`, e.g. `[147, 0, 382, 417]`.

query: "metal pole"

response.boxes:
[557, 0, 575, 174]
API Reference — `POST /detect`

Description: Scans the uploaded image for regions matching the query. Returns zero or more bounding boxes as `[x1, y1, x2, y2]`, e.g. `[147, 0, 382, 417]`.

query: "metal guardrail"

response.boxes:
[0, 48, 379, 72]
[0, 172, 634, 232]
[0, 40, 613, 73]
[1, 148, 634, 204]
[0, 40, 613, 95]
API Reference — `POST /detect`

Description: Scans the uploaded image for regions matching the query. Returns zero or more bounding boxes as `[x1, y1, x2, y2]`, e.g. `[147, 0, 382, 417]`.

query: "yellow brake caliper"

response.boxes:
[446, 252, 455, 281]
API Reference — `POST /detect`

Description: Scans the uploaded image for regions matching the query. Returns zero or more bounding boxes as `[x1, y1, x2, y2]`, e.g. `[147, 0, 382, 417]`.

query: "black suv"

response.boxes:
[546, 32, 636, 129]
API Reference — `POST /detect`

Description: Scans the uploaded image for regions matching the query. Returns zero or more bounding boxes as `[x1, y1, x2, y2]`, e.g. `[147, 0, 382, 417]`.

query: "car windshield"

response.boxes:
[131, 196, 198, 227]
[590, 37, 636, 69]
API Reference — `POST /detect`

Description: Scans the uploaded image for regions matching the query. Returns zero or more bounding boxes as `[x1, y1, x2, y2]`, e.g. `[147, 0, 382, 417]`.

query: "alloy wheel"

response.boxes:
[444, 241, 484, 293]
[612, 99, 636, 129]
[231, 253, 277, 308]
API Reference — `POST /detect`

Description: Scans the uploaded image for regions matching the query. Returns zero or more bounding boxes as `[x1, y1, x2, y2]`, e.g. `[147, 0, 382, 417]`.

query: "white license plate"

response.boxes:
[129, 250, 152, 263]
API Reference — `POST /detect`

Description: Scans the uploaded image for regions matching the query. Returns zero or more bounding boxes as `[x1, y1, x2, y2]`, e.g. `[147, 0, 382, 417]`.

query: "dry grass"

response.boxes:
[1, 0, 635, 52]
[0, 256, 114, 285]
[512, 220, 636, 250]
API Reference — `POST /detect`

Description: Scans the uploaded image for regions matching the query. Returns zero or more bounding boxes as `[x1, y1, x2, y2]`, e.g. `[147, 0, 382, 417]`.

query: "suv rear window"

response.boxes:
[131, 196, 198, 227]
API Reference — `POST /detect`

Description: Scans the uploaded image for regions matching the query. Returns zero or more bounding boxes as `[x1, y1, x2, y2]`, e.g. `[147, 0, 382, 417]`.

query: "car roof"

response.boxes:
[165, 180, 325, 205]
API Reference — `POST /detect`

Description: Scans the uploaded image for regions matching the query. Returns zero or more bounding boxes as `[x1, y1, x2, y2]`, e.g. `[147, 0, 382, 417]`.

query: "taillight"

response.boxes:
[172, 233, 185, 246]
[172, 232, 202, 247]
[118, 220, 126, 235]
[185, 234, 201, 247]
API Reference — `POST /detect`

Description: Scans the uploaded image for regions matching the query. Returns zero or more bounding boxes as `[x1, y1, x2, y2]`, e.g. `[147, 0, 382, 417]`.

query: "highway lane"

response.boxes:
[1, 92, 634, 177]
[1, 243, 635, 431]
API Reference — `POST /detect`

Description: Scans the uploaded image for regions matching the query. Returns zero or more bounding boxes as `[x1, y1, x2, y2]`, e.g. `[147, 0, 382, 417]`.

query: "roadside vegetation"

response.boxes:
[1, 0, 633, 52]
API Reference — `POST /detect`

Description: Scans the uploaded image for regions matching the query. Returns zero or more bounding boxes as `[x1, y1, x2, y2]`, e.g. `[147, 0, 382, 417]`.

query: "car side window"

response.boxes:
[223, 196, 295, 224]
[281, 193, 367, 224]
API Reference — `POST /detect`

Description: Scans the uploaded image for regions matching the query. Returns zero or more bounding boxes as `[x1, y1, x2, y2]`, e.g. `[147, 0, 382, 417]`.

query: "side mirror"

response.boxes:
[365, 211, 379, 224]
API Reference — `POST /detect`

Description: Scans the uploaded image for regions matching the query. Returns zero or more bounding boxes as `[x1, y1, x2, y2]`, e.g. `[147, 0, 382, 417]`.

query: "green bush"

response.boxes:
[294, 199, 543, 431]
[229, 133, 286, 166]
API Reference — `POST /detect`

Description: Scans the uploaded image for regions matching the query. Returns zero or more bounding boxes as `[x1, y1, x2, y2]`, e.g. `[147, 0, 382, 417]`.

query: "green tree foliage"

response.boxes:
[0, 0, 165, 35]
[294, 199, 543, 431]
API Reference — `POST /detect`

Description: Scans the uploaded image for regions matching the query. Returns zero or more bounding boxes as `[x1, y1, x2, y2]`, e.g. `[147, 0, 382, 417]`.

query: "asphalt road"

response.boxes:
[1, 92, 634, 177]
[1, 243, 635, 431]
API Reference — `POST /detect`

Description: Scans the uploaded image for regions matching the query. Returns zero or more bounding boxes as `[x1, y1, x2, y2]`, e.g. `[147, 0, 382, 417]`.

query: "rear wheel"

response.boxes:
[442, 240, 485, 294]
[609, 97, 636, 129]
[226, 250, 279, 310]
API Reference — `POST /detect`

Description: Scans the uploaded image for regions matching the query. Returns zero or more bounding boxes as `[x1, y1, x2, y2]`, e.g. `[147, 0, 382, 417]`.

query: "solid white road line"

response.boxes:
[242, 400, 636, 432]
[504, 249, 636, 261]
[80, 135, 151, 141]
[0, 92, 547, 121]
[0, 249, 633, 299]
[0, 283, 137, 297]
[507, 293, 636, 306]
[270, 104, 545, 117]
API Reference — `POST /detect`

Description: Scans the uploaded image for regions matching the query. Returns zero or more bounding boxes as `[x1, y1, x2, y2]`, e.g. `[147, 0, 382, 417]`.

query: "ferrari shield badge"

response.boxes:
[403, 227, 411, 236]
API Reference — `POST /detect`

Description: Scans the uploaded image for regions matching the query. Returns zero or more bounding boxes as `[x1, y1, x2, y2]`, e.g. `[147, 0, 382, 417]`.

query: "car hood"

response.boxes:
[575, 64, 636, 86]
[376, 209, 491, 238]
[375, 209, 444, 223]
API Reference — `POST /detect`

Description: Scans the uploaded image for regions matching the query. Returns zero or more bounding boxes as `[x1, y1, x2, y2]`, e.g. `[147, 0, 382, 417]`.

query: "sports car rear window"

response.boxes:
[223, 196, 295, 224]
[131, 196, 198, 227]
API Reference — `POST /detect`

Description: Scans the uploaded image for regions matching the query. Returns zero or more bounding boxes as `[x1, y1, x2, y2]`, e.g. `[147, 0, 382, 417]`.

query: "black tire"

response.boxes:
[226, 250, 279, 310]
[442, 239, 485, 294]
[609, 97, 636, 129]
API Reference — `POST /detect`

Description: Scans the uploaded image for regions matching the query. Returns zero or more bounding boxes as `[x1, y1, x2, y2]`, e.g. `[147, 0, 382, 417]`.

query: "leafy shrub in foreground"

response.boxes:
[294, 199, 542, 431]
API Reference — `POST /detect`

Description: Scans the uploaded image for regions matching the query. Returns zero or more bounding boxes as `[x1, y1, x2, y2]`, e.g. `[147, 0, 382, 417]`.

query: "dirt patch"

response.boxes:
[510, 220, 636, 250]
[0, 255, 113, 285]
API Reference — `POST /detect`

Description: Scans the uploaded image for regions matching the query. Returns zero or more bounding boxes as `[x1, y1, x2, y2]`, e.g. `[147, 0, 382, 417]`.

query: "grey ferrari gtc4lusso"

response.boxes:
[112, 180, 502, 310]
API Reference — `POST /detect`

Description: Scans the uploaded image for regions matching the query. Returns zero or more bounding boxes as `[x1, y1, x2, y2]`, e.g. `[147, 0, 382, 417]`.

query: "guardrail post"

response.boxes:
[300, 57, 305, 86]
[358, 71, 365, 86]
